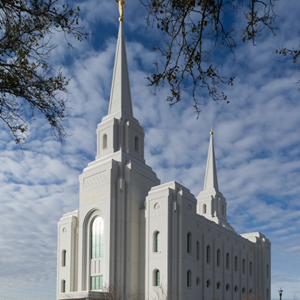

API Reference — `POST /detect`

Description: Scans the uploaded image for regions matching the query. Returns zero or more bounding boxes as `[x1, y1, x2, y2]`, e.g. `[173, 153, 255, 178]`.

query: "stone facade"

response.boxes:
[56, 22, 271, 300]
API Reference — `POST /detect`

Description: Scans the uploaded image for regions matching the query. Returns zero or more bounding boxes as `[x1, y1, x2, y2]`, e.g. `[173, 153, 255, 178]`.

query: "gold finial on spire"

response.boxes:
[116, 0, 126, 22]
[210, 126, 214, 135]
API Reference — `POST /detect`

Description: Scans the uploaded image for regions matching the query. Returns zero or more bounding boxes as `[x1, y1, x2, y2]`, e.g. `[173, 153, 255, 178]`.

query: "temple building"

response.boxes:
[56, 20, 271, 300]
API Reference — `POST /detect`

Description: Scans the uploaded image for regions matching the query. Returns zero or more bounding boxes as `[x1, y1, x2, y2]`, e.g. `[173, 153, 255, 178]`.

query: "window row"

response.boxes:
[153, 269, 258, 294]
[101, 134, 139, 152]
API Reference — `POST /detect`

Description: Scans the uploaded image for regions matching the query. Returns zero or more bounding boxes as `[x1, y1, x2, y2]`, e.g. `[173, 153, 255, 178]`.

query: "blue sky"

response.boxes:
[0, 1, 299, 300]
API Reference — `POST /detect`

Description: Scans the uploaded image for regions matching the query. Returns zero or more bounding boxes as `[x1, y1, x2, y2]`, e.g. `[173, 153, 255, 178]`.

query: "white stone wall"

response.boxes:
[144, 182, 271, 300]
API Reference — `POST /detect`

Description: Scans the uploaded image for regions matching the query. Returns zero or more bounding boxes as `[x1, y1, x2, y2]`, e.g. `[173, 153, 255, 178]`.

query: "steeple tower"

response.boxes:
[197, 129, 234, 231]
[95, 21, 145, 163]
[108, 21, 133, 117]
[203, 127, 219, 192]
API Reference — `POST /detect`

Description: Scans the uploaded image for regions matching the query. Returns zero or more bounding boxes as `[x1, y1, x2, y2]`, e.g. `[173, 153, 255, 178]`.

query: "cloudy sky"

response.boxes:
[0, 1, 299, 300]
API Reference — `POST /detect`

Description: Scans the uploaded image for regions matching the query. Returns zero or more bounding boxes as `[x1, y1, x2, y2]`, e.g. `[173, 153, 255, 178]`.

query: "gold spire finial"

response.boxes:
[210, 126, 214, 135]
[116, 0, 126, 22]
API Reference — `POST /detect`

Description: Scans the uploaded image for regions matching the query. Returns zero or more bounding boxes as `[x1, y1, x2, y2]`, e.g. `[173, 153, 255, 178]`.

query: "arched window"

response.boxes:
[266, 264, 269, 278]
[187, 270, 192, 287]
[249, 261, 252, 276]
[206, 245, 211, 264]
[61, 280, 66, 293]
[234, 255, 238, 272]
[92, 217, 104, 259]
[102, 134, 107, 149]
[196, 241, 200, 260]
[203, 204, 207, 214]
[154, 231, 160, 252]
[242, 259, 245, 274]
[187, 232, 192, 253]
[134, 136, 139, 151]
[206, 280, 211, 288]
[196, 277, 200, 286]
[267, 288, 269, 300]
[242, 287, 246, 294]
[216, 282, 221, 289]
[226, 284, 230, 291]
[234, 285, 238, 292]
[154, 269, 160, 286]
[62, 250, 66, 267]
[226, 253, 230, 269]
[217, 249, 221, 266]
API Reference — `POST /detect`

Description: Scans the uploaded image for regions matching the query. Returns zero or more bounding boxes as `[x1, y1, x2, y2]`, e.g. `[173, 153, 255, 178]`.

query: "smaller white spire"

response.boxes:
[203, 127, 219, 192]
[108, 21, 133, 117]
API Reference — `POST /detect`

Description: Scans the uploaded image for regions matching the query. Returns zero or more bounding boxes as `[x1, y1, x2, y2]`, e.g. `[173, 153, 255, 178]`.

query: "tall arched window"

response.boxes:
[226, 253, 230, 269]
[242, 259, 245, 274]
[266, 264, 269, 278]
[249, 261, 252, 276]
[62, 250, 66, 267]
[154, 231, 160, 252]
[187, 270, 192, 287]
[187, 232, 192, 253]
[102, 134, 107, 149]
[92, 217, 104, 259]
[203, 204, 207, 214]
[217, 249, 221, 266]
[134, 136, 139, 151]
[235, 255, 238, 272]
[154, 270, 160, 286]
[196, 241, 200, 260]
[61, 280, 66, 293]
[206, 245, 211, 264]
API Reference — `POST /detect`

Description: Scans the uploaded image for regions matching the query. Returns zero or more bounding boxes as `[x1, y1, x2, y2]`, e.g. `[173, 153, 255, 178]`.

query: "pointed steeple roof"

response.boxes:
[108, 21, 133, 117]
[203, 127, 219, 191]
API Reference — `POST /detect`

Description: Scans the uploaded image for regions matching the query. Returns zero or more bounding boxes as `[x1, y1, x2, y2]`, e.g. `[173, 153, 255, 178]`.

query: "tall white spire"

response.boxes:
[108, 21, 133, 117]
[197, 128, 235, 231]
[203, 127, 219, 192]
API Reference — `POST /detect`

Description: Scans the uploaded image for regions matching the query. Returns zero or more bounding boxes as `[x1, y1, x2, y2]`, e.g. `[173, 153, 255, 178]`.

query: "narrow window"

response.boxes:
[102, 134, 107, 149]
[217, 282, 221, 289]
[134, 136, 139, 151]
[62, 250, 66, 267]
[266, 264, 269, 278]
[61, 280, 66, 293]
[92, 217, 104, 259]
[242, 287, 246, 294]
[187, 232, 192, 253]
[91, 275, 103, 290]
[266, 288, 269, 300]
[226, 284, 230, 291]
[187, 270, 192, 287]
[249, 289, 253, 295]
[196, 277, 200, 286]
[217, 249, 221, 266]
[226, 253, 230, 269]
[154, 231, 160, 252]
[196, 241, 200, 260]
[154, 270, 160, 286]
[206, 245, 211, 264]
[234, 255, 238, 272]
[203, 204, 207, 214]
[206, 280, 211, 288]
[249, 261, 252, 276]
[242, 259, 245, 274]
[234, 285, 238, 292]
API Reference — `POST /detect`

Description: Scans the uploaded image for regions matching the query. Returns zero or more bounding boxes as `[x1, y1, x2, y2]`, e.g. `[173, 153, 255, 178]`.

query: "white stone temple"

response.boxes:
[56, 21, 271, 300]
